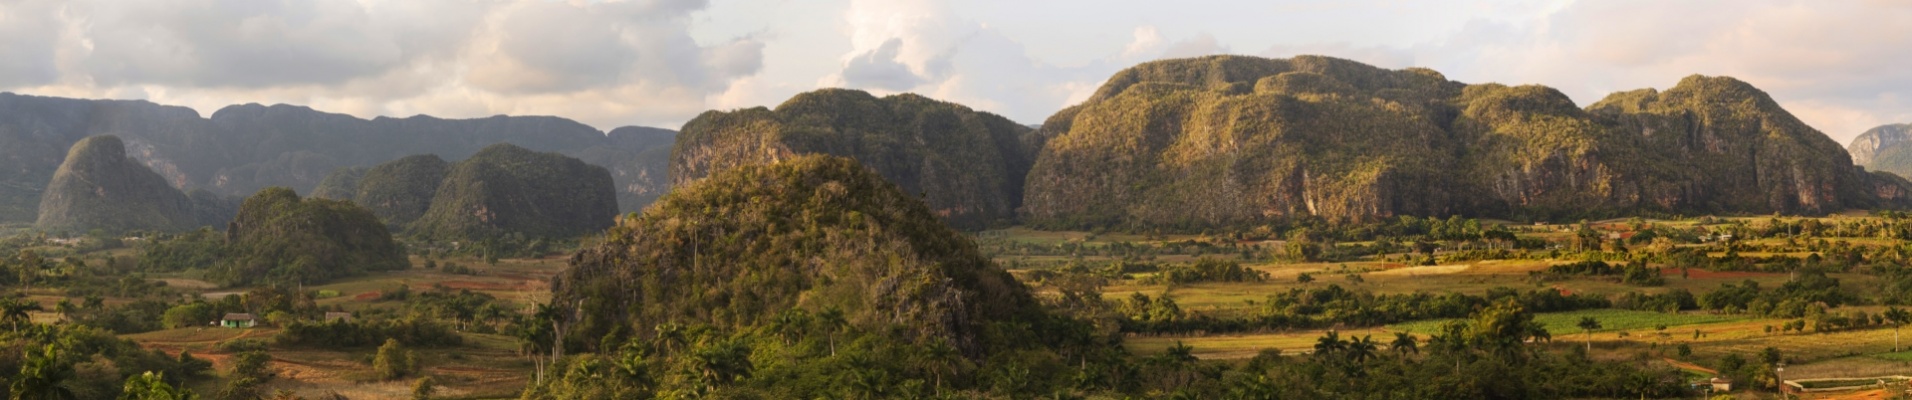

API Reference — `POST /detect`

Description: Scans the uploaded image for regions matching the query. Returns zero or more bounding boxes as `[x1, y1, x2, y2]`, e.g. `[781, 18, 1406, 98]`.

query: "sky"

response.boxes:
[2, 0, 1909, 145]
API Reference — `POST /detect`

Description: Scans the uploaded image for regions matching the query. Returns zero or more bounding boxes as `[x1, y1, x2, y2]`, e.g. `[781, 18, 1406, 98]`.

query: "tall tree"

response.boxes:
[1, 297, 43, 333]
[1887, 307, 1911, 352]
[1577, 316, 1603, 354]
[118, 372, 197, 400]
[1390, 332, 1419, 357]
[11, 344, 77, 400]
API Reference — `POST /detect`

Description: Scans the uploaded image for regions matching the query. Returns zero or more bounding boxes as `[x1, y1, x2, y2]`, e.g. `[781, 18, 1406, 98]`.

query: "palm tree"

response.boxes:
[768, 308, 810, 346]
[686, 338, 752, 393]
[119, 371, 198, 400]
[920, 339, 962, 393]
[52, 300, 75, 323]
[1390, 332, 1419, 357]
[1347, 335, 1379, 364]
[653, 322, 687, 355]
[1165, 341, 1197, 364]
[1577, 316, 1602, 353]
[1887, 307, 1911, 352]
[2, 297, 44, 333]
[12, 344, 77, 400]
[817, 307, 847, 357]
[1313, 331, 1347, 358]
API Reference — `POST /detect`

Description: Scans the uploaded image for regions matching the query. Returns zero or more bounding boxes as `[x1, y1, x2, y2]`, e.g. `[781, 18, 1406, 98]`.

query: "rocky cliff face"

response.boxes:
[35, 136, 199, 233]
[1849, 123, 1912, 167]
[1023, 55, 1903, 229]
[1851, 123, 1912, 179]
[0, 93, 676, 224]
[671, 89, 1037, 229]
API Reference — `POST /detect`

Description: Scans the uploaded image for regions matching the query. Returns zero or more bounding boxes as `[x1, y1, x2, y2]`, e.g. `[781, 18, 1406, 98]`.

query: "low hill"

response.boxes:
[308, 166, 365, 200]
[1023, 55, 1906, 229]
[551, 155, 1042, 357]
[672, 89, 1037, 229]
[352, 155, 450, 227]
[409, 144, 617, 241]
[35, 136, 198, 233]
[211, 187, 408, 286]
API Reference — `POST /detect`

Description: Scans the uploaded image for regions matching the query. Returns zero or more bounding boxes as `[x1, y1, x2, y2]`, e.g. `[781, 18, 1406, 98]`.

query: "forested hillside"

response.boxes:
[672, 89, 1038, 229]
[35, 136, 222, 233]
[1023, 55, 1907, 230]
[409, 144, 618, 242]
[210, 187, 409, 286]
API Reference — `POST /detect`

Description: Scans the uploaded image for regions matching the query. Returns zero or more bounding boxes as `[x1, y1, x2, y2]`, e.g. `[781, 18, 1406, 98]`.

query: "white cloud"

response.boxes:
[0, 0, 764, 130]
[821, 0, 1234, 124]
[1407, 0, 1912, 143]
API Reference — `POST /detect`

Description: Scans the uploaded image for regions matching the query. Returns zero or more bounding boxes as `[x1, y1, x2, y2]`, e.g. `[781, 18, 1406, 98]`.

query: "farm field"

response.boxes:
[982, 216, 1912, 397]
[99, 254, 568, 399]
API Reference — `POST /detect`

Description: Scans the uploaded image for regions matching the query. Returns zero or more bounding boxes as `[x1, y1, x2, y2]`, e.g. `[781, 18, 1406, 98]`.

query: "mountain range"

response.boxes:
[0, 92, 674, 224]
[7, 55, 1908, 234]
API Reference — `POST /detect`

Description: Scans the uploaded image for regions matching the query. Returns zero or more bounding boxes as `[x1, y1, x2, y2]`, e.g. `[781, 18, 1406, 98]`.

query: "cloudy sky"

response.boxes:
[2, 0, 1908, 144]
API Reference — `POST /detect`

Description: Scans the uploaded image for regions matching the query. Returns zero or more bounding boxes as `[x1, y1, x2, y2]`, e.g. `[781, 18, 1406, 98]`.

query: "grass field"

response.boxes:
[1390, 309, 1750, 336]
[102, 253, 567, 399]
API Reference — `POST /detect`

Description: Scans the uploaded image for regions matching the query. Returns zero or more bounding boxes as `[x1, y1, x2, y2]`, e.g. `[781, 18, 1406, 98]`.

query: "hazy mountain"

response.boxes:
[671, 89, 1038, 230]
[1850, 123, 1912, 176]
[409, 144, 618, 241]
[1020, 55, 1904, 229]
[35, 135, 198, 233]
[552, 155, 1041, 355]
[0, 92, 676, 224]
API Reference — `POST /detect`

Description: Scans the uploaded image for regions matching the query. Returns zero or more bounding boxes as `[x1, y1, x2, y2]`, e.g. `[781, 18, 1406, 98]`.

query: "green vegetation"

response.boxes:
[308, 166, 365, 200]
[409, 143, 617, 242]
[209, 187, 408, 287]
[1391, 309, 1745, 335]
[35, 136, 204, 234]
[673, 89, 1038, 229]
[1850, 122, 1912, 173]
[1024, 55, 1902, 231]
[350, 155, 450, 227]
[542, 154, 1067, 397]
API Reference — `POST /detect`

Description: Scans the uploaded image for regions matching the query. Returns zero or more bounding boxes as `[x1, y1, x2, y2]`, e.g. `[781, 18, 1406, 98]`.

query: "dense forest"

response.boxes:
[1022, 55, 1909, 231]
[672, 89, 1040, 229]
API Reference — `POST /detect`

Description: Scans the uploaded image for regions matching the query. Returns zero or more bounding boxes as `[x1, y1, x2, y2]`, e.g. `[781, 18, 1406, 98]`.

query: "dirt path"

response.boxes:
[1663, 358, 1718, 375]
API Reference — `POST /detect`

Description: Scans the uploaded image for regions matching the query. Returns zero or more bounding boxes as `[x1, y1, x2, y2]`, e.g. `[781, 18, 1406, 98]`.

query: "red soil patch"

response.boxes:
[352, 291, 382, 301]
[1808, 389, 1894, 400]
[1662, 358, 1718, 375]
[438, 280, 525, 291]
[1661, 269, 1783, 279]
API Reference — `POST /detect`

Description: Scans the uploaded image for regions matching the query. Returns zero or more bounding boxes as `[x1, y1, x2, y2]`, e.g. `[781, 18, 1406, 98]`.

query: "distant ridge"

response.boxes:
[0, 92, 675, 224]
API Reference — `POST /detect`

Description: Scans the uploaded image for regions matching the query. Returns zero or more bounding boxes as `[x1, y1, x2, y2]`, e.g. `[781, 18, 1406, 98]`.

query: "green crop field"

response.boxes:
[1390, 309, 1749, 336]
